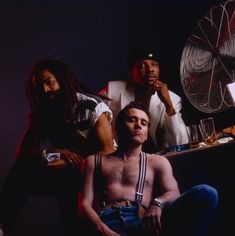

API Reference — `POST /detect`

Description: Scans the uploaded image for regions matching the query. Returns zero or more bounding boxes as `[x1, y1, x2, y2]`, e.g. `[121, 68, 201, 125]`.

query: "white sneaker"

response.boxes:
[0, 228, 4, 236]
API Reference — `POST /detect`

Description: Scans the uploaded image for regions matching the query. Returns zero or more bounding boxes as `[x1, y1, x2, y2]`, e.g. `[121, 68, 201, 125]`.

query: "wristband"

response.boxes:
[151, 198, 164, 210]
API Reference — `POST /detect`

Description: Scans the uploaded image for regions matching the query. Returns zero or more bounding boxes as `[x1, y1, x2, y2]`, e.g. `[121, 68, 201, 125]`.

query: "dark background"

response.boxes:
[0, 0, 233, 235]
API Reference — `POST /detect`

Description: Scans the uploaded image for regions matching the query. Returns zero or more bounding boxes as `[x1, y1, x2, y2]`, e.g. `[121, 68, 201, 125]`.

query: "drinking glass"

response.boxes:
[200, 117, 217, 145]
[187, 124, 201, 148]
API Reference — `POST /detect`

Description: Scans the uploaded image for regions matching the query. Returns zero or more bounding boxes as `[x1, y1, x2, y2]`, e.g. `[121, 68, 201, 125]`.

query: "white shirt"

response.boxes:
[103, 80, 189, 151]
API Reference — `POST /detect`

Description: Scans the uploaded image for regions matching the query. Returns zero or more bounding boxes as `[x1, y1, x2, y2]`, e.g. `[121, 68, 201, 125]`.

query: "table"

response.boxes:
[164, 139, 235, 236]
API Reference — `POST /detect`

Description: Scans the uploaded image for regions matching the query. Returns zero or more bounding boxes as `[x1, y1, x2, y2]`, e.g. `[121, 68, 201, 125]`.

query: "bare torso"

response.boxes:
[94, 153, 159, 209]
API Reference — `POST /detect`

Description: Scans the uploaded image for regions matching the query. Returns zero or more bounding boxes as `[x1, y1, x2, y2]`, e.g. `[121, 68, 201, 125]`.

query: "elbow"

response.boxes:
[174, 189, 181, 199]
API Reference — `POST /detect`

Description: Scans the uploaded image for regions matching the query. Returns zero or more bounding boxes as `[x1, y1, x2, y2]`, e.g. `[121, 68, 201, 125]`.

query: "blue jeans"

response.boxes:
[162, 184, 218, 236]
[99, 184, 218, 236]
[99, 202, 143, 236]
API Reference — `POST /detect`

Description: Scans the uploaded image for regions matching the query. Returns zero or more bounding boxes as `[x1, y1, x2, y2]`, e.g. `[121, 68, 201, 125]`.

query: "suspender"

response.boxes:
[95, 154, 102, 171]
[135, 152, 147, 203]
[94, 152, 147, 204]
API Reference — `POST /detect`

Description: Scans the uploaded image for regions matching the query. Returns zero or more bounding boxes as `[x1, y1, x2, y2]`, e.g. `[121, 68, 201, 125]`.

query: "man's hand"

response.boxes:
[142, 205, 163, 236]
[97, 222, 121, 236]
[151, 80, 175, 116]
[47, 149, 84, 169]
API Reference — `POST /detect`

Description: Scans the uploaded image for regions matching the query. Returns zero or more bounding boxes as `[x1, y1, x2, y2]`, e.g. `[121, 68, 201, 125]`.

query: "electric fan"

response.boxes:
[180, 0, 235, 113]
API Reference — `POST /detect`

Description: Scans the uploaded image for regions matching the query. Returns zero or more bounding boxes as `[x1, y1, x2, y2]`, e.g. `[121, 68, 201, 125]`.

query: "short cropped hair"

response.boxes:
[115, 101, 150, 139]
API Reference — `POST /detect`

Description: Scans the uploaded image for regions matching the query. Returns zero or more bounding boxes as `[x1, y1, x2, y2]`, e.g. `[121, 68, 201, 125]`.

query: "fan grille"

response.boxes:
[180, 0, 235, 113]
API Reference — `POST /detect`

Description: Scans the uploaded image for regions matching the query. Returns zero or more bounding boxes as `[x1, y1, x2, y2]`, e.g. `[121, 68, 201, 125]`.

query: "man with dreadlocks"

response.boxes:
[0, 58, 115, 236]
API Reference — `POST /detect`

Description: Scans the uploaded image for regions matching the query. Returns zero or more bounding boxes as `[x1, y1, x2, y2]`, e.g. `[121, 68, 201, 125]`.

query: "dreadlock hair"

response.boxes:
[25, 58, 106, 124]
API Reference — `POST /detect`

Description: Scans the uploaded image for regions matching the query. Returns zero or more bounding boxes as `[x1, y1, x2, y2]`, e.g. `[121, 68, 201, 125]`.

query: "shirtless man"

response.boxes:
[80, 101, 218, 236]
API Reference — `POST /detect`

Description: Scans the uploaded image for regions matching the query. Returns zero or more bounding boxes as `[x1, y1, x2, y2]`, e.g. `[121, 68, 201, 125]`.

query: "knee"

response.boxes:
[192, 184, 218, 209]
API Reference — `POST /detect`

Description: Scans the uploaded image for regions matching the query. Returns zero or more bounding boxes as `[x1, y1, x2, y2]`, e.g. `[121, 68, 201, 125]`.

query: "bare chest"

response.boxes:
[104, 161, 139, 185]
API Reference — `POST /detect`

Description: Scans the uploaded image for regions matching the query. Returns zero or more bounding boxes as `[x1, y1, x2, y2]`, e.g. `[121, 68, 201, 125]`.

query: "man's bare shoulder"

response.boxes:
[146, 153, 167, 160]
[86, 154, 96, 160]
[146, 153, 171, 167]
[84, 155, 96, 167]
[85, 152, 115, 164]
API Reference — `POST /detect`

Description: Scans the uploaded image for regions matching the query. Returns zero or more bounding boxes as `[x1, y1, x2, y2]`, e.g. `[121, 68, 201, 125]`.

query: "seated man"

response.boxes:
[100, 45, 189, 153]
[80, 101, 218, 236]
[0, 58, 115, 236]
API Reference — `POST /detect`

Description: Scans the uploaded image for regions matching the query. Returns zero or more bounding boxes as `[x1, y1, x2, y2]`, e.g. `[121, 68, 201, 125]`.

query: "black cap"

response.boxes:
[127, 45, 161, 70]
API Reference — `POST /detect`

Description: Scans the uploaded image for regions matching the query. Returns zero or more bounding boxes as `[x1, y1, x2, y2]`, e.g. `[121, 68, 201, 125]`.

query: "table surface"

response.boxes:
[164, 138, 235, 158]
[161, 137, 235, 236]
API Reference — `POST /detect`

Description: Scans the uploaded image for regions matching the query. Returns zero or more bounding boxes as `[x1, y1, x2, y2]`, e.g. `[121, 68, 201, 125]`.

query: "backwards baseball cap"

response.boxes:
[127, 45, 161, 70]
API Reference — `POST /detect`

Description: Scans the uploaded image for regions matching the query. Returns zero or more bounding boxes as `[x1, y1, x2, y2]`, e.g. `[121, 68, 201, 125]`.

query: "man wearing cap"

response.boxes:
[99, 46, 189, 153]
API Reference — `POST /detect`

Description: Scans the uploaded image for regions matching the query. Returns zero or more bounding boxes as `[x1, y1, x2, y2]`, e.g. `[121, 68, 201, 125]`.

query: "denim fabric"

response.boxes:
[99, 184, 218, 236]
[99, 204, 143, 236]
[162, 184, 218, 236]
